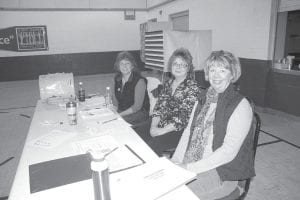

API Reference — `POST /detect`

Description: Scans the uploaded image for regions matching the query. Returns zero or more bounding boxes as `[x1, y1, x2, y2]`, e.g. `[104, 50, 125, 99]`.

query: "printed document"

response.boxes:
[79, 107, 116, 121]
[28, 130, 75, 149]
[110, 157, 196, 200]
[72, 135, 119, 154]
[29, 157, 197, 200]
[72, 135, 144, 173]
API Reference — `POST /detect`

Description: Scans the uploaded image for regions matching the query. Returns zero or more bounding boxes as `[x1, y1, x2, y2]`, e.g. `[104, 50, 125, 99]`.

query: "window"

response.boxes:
[274, 10, 300, 70]
[169, 10, 189, 31]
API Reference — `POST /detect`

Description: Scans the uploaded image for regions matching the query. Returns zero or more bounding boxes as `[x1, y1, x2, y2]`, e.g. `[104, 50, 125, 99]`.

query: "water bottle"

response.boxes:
[88, 151, 111, 200]
[105, 87, 112, 107]
[78, 82, 85, 102]
[66, 101, 77, 125]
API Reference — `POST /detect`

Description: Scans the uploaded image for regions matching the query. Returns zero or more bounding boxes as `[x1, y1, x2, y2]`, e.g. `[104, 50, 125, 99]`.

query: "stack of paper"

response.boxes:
[72, 135, 119, 154]
[110, 157, 196, 200]
[79, 108, 115, 120]
[28, 153, 196, 200]
[82, 96, 106, 108]
[79, 108, 117, 128]
[72, 135, 144, 173]
[28, 130, 76, 149]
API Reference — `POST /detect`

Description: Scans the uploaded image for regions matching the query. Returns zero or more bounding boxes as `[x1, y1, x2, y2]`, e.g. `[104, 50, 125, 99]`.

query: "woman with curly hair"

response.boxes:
[135, 48, 201, 156]
[113, 51, 149, 125]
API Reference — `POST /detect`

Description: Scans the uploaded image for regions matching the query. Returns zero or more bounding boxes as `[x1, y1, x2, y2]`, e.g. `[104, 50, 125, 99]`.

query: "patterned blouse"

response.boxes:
[152, 78, 201, 131]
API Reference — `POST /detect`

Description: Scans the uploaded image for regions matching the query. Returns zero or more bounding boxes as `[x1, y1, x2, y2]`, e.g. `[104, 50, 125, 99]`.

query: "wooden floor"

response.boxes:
[0, 74, 300, 199]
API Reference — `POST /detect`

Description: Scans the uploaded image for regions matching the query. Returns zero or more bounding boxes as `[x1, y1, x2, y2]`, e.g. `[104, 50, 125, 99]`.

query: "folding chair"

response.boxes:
[162, 109, 261, 200]
[145, 76, 161, 115]
[215, 112, 261, 200]
[234, 112, 261, 200]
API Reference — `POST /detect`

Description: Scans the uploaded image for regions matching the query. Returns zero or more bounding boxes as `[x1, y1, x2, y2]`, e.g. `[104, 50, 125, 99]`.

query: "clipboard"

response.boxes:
[29, 145, 144, 194]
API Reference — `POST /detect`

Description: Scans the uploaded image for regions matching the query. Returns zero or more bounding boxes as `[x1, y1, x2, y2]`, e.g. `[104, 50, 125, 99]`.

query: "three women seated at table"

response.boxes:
[171, 50, 255, 199]
[134, 48, 201, 156]
[112, 49, 255, 199]
[113, 51, 150, 125]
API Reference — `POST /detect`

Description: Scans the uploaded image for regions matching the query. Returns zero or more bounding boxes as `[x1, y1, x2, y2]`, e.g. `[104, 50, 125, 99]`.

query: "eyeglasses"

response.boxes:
[172, 63, 188, 69]
[119, 62, 132, 67]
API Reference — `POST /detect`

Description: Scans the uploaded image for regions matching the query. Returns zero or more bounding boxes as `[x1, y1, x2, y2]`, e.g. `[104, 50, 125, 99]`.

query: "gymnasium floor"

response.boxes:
[0, 74, 299, 199]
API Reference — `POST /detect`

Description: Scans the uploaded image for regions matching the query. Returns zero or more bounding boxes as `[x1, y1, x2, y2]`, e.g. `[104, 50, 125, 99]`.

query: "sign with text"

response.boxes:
[0, 25, 48, 52]
[0, 27, 16, 51]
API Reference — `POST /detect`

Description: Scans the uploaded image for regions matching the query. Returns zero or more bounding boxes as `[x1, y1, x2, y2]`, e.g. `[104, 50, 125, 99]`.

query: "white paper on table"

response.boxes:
[28, 130, 76, 149]
[79, 107, 116, 121]
[84, 117, 132, 135]
[110, 157, 196, 200]
[82, 96, 106, 108]
[106, 145, 144, 173]
[72, 135, 144, 173]
[158, 186, 200, 200]
[72, 135, 120, 155]
[29, 173, 199, 200]
[29, 177, 199, 200]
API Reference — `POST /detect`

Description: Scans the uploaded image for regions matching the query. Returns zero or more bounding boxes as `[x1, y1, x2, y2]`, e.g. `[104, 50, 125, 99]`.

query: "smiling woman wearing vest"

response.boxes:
[171, 50, 255, 200]
[113, 51, 149, 125]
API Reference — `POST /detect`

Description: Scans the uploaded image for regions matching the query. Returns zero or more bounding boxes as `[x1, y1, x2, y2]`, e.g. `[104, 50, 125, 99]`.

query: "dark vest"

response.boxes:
[114, 72, 149, 113]
[190, 84, 255, 181]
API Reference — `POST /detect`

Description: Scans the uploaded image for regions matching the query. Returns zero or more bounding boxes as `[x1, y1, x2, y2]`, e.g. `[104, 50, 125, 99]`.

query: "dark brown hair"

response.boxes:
[167, 47, 194, 80]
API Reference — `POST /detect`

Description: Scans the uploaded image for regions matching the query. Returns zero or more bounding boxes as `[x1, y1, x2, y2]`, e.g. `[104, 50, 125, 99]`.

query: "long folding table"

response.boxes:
[8, 100, 199, 200]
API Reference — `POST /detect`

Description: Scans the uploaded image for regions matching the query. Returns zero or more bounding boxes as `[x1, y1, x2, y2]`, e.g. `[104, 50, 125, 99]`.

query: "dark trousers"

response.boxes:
[122, 110, 149, 127]
[133, 118, 183, 156]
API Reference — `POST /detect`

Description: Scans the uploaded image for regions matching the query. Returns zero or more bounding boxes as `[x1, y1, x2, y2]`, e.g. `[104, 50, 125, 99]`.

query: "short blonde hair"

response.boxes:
[204, 50, 241, 83]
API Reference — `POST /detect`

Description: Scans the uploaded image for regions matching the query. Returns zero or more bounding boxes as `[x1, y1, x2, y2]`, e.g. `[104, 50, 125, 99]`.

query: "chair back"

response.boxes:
[145, 77, 161, 115]
[235, 111, 261, 200]
[252, 112, 261, 158]
[216, 110, 261, 200]
[39, 73, 75, 100]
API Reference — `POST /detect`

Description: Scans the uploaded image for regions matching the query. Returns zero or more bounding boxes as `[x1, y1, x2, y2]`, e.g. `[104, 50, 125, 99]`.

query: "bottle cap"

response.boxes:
[87, 150, 105, 162]
[66, 101, 77, 108]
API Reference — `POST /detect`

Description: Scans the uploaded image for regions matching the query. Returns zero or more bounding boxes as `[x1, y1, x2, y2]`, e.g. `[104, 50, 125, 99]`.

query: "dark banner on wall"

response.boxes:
[0, 25, 48, 52]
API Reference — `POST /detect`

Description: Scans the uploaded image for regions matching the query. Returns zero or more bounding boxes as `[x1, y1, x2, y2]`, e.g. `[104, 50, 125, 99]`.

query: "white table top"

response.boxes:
[8, 100, 199, 200]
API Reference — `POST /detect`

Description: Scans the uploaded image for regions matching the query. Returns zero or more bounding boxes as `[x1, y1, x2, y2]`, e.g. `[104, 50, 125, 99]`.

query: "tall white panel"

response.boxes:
[144, 30, 212, 71]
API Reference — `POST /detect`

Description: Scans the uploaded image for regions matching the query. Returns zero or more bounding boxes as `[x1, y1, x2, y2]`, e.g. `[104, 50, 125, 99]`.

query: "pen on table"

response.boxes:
[87, 147, 118, 160]
[125, 144, 145, 164]
[42, 121, 63, 125]
[86, 93, 100, 98]
[85, 94, 95, 99]
[104, 147, 119, 158]
[109, 145, 145, 174]
[0, 156, 14, 166]
[102, 118, 118, 124]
